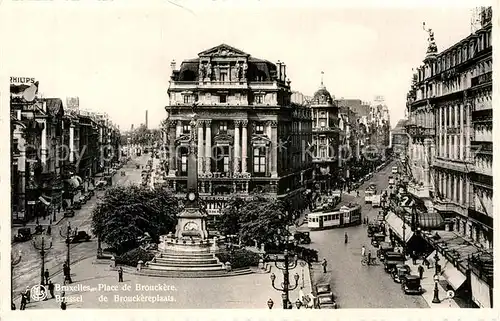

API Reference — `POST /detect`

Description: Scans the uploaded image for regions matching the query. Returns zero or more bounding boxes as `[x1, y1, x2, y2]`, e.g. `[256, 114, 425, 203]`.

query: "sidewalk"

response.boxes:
[405, 259, 459, 308]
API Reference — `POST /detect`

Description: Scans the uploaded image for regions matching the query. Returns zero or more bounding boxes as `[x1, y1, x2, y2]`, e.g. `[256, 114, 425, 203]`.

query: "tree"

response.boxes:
[91, 185, 179, 254]
[217, 195, 290, 246]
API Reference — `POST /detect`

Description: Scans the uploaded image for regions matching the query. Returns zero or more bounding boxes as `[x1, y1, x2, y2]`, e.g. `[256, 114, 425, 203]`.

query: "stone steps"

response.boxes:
[146, 262, 226, 271]
[155, 257, 219, 265]
[158, 252, 214, 259]
[136, 267, 253, 278]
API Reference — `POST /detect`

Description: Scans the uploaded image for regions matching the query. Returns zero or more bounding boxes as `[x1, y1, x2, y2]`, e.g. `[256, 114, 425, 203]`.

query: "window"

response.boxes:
[219, 95, 227, 103]
[183, 124, 190, 134]
[253, 147, 266, 173]
[220, 72, 227, 82]
[183, 95, 190, 104]
[219, 121, 227, 133]
[255, 95, 263, 104]
[216, 146, 230, 173]
[181, 155, 188, 173]
[320, 120, 326, 128]
[320, 148, 326, 158]
[255, 124, 264, 134]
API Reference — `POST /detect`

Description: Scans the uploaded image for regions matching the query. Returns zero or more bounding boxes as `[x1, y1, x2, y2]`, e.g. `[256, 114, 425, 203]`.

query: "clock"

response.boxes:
[184, 222, 199, 231]
[188, 192, 196, 201]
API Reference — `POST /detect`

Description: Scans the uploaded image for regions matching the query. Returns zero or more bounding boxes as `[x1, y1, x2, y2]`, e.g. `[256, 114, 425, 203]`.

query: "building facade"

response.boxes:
[406, 7, 492, 308]
[391, 119, 409, 161]
[165, 44, 313, 226]
[309, 81, 340, 192]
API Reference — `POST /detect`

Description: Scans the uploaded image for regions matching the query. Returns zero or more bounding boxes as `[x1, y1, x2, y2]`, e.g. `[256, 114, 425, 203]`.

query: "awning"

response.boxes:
[471, 272, 492, 308]
[442, 262, 466, 290]
[385, 212, 414, 242]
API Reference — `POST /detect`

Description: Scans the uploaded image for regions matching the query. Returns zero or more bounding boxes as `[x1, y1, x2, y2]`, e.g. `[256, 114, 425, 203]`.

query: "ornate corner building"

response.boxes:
[165, 44, 313, 226]
[406, 7, 492, 307]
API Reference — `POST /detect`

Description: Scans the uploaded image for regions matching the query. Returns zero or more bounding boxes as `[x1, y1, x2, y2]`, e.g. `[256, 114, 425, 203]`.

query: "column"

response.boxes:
[423, 139, 431, 187]
[233, 120, 241, 173]
[448, 105, 453, 158]
[270, 120, 278, 178]
[459, 175, 464, 205]
[41, 119, 47, 170]
[439, 107, 443, 157]
[454, 104, 459, 159]
[459, 103, 464, 160]
[176, 120, 182, 138]
[205, 120, 212, 173]
[465, 102, 471, 161]
[316, 110, 319, 127]
[241, 120, 248, 173]
[69, 124, 75, 163]
[454, 174, 459, 202]
[168, 120, 177, 176]
[326, 111, 329, 127]
[197, 121, 204, 173]
[443, 106, 447, 158]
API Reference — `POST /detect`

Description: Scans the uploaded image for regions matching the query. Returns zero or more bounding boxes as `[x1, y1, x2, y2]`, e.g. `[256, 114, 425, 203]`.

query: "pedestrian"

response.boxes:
[418, 264, 424, 280]
[361, 245, 366, 257]
[48, 280, 55, 299]
[356, 191, 360, 197]
[344, 232, 348, 244]
[412, 251, 417, 265]
[20, 293, 27, 310]
[60, 299, 67, 310]
[11, 302, 16, 310]
[46, 225, 51, 235]
[44, 269, 50, 285]
[322, 258, 327, 273]
[25, 286, 31, 303]
[367, 251, 372, 266]
[118, 266, 124, 282]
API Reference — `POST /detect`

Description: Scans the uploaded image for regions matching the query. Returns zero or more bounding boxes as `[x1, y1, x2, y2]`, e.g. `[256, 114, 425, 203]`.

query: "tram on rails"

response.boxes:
[307, 203, 362, 230]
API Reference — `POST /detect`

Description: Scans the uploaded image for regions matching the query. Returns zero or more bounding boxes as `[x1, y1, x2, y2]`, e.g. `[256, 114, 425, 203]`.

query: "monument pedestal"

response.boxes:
[174, 207, 209, 240]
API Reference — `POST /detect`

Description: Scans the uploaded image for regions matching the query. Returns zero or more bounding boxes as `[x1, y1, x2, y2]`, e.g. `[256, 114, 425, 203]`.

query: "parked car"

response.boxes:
[383, 251, 406, 272]
[64, 209, 75, 217]
[392, 264, 411, 283]
[73, 201, 82, 210]
[317, 294, 337, 309]
[70, 231, 91, 243]
[294, 231, 311, 244]
[371, 232, 386, 247]
[316, 283, 332, 295]
[402, 275, 423, 295]
[13, 228, 32, 242]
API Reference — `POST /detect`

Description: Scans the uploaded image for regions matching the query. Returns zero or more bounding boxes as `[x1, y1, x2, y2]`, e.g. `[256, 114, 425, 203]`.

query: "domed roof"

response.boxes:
[312, 85, 334, 105]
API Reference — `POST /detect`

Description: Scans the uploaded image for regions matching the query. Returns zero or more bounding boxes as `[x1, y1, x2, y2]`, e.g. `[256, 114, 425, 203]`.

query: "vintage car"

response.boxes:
[392, 264, 411, 283]
[13, 228, 32, 242]
[293, 231, 311, 244]
[402, 275, 423, 295]
[316, 283, 332, 295]
[371, 232, 386, 247]
[317, 294, 337, 309]
[70, 231, 91, 243]
[367, 223, 381, 237]
[377, 242, 394, 261]
[383, 251, 406, 273]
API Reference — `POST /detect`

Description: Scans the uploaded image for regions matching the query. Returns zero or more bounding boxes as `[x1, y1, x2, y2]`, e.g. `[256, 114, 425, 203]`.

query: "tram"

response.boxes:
[307, 203, 362, 230]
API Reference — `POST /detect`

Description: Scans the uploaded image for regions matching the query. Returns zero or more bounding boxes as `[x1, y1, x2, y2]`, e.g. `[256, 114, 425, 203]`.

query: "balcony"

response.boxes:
[433, 199, 467, 216]
[468, 208, 493, 229]
[168, 80, 281, 91]
[407, 125, 435, 138]
[469, 171, 493, 188]
[472, 109, 492, 122]
[471, 71, 492, 87]
[312, 127, 338, 133]
[470, 141, 492, 155]
[432, 158, 468, 173]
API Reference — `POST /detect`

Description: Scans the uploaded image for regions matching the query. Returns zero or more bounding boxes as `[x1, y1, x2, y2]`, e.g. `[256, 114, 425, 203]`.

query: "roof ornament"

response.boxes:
[422, 22, 438, 55]
[320, 71, 325, 89]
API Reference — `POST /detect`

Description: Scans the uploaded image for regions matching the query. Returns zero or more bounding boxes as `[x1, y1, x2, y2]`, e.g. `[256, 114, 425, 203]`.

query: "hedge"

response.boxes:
[216, 248, 261, 269]
[115, 247, 155, 267]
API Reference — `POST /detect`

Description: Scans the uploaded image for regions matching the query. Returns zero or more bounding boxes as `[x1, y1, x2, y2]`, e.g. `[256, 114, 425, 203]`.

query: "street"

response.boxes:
[12, 154, 151, 300]
[307, 161, 428, 308]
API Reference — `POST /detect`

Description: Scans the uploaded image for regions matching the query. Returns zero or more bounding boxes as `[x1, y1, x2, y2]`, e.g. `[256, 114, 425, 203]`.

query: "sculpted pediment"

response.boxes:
[175, 134, 191, 144]
[213, 133, 234, 144]
[198, 44, 249, 57]
[251, 134, 271, 145]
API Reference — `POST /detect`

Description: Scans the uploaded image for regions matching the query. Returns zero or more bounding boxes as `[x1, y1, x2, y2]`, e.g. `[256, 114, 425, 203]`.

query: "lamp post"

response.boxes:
[270, 250, 300, 309]
[432, 273, 441, 303]
[60, 222, 72, 274]
[32, 234, 53, 285]
[11, 250, 22, 309]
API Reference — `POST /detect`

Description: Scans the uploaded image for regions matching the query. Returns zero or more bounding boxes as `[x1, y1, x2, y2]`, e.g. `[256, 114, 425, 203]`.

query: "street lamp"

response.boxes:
[60, 222, 73, 275]
[267, 298, 274, 309]
[11, 250, 22, 309]
[295, 298, 302, 309]
[269, 250, 300, 309]
[32, 234, 53, 285]
[432, 274, 441, 303]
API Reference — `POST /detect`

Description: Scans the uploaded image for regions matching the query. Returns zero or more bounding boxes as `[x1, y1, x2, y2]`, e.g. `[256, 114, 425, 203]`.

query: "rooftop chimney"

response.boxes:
[276, 60, 282, 81]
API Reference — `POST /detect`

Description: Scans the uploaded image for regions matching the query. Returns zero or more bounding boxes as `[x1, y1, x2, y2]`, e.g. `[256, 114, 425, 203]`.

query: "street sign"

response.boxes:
[447, 290, 455, 299]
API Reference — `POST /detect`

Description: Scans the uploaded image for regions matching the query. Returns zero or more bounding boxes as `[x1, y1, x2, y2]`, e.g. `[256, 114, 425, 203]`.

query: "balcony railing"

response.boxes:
[469, 171, 493, 187]
[471, 71, 492, 87]
[407, 126, 435, 137]
[468, 208, 493, 229]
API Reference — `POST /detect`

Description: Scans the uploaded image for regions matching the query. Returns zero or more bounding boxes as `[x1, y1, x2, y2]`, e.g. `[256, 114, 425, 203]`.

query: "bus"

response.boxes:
[308, 203, 362, 230]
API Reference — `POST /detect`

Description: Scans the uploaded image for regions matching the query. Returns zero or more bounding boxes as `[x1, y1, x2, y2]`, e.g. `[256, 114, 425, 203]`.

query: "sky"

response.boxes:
[2, 1, 479, 130]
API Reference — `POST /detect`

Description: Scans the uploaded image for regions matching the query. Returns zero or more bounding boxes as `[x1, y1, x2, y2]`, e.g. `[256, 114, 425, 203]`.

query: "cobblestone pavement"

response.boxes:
[14, 256, 311, 309]
[12, 155, 150, 302]
[307, 162, 428, 308]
